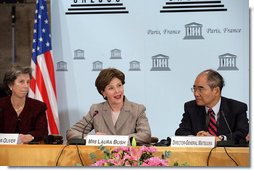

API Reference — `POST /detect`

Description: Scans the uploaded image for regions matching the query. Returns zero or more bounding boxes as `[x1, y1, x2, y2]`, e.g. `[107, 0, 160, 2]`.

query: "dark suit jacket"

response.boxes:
[66, 98, 151, 144]
[0, 96, 48, 141]
[175, 97, 249, 144]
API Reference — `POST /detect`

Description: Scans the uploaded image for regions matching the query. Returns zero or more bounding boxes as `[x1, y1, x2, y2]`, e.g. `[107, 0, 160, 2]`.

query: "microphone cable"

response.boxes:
[206, 146, 216, 166]
[55, 144, 69, 166]
[219, 110, 239, 166]
[76, 144, 87, 166]
[55, 144, 88, 166]
[207, 146, 239, 166]
[222, 146, 238, 166]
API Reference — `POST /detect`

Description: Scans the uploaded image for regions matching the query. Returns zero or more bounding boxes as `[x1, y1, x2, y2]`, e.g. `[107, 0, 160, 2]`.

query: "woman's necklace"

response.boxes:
[14, 105, 25, 112]
[11, 97, 25, 113]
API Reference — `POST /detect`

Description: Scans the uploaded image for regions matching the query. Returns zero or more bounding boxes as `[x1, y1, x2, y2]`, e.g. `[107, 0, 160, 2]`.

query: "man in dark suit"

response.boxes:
[175, 69, 249, 144]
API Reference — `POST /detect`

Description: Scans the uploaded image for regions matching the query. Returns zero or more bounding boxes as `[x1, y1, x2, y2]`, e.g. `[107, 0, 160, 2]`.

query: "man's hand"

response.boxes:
[196, 131, 222, 142]
[196, 131, 210, 136]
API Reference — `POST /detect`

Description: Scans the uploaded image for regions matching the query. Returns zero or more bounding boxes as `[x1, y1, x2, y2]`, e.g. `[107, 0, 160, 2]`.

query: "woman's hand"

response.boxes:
[19, 134, 34, 143]
[95, 132, 106, 135]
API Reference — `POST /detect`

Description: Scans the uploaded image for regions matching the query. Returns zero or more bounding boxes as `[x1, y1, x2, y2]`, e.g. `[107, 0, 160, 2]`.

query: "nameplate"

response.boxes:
[0, 133, 19, 144]
[171, 136, 215, 148]
[86, 135, 129, 146]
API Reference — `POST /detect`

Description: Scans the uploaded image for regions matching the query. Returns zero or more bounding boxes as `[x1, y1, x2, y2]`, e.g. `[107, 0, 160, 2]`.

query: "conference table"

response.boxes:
[0, 144, 249, 166]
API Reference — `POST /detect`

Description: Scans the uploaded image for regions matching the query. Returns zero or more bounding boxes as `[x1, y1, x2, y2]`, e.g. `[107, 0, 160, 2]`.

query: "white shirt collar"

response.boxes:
[205, 98, 221, 119]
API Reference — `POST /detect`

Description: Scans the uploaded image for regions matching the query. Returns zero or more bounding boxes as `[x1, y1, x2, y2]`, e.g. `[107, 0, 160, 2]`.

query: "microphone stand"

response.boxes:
[68, 117, 90, 145]
[69, 111, 98, 145]
[217, 111, 235, 147]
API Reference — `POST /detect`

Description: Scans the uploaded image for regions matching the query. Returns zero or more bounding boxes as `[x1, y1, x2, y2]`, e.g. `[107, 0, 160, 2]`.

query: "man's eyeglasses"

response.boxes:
[191, 87, 205, 93]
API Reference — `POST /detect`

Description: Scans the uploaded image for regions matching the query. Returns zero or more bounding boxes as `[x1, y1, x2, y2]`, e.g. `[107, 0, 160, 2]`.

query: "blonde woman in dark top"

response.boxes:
[0, 64, 48, 143]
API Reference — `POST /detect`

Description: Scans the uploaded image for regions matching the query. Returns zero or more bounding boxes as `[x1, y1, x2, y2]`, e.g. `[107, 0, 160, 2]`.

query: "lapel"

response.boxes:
[197, 106, 207, 131]
[217, 97, 230, 134]
[101, 102, 116, 134]
[115, 99, 131, 131]
[101, 98, 131, 134]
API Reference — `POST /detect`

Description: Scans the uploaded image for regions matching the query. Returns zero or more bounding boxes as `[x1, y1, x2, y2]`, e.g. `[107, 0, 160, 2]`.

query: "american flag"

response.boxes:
[29, 0, 59, 135]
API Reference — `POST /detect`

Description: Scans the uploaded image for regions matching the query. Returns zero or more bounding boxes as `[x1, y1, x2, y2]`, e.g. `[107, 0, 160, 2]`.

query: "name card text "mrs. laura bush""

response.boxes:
[86, 135, 129, 146]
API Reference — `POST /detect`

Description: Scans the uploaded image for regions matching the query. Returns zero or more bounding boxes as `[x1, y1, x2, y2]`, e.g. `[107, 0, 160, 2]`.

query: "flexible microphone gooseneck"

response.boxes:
[69, 110, 99, 145]
[217, 110, 235, 147]
[215, 111, 239, 165]
[81, 110, 98, 140]
[221, 111, 233, 140]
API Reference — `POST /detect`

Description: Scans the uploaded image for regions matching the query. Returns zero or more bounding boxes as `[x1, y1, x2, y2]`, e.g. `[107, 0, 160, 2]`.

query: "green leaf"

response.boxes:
[173, 161, 190, 166]
[131, 137, 137, 147]
[89, 153, 96, 163]
[163, 150, 171, 159]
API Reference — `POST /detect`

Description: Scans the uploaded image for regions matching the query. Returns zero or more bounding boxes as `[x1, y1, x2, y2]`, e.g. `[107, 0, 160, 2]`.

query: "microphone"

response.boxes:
[217, 110, 235, 147]
[81, 110, 98, 139]
[69, 110, 99, 145]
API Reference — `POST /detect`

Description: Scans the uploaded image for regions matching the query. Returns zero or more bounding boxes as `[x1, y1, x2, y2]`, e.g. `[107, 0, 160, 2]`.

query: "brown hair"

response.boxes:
[95, 68, 125, 99]
[3, 64, 32, 95]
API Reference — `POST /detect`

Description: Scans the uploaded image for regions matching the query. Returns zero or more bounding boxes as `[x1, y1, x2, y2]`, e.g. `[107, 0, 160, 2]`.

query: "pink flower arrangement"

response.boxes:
[90, 145, 169, 166]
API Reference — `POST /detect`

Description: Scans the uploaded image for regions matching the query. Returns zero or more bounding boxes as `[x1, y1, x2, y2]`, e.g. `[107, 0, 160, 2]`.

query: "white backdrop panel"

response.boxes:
[51, 0, 249, 141]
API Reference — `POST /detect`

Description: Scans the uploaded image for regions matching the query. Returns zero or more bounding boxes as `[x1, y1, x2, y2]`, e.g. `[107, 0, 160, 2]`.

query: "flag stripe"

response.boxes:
[30, 61, 37, 93]
[44, 51, 57, 97]
[37, 54, 59, 128]
[35, 57, 59, 134]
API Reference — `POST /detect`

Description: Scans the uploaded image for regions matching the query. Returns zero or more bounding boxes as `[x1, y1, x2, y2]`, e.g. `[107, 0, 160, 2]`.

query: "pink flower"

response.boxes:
[112, 146, 130, 153]
[140, 146, 157, 153]
[142, 157, 168, 166]
[91, 159, 108, 166]
[90, 145, 169, 166]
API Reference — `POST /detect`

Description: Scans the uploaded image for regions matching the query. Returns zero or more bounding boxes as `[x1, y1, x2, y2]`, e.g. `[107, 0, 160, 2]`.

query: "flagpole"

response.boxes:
[11, 5, 16, 64]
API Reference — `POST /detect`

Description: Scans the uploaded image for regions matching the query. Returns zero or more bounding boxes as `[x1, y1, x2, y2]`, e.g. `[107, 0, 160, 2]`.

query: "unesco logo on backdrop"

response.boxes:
[65, 0, 129, 15]
[56, 48, 143, 71]
[183, 22, 204, 40]
[217, 53, 239, 71]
